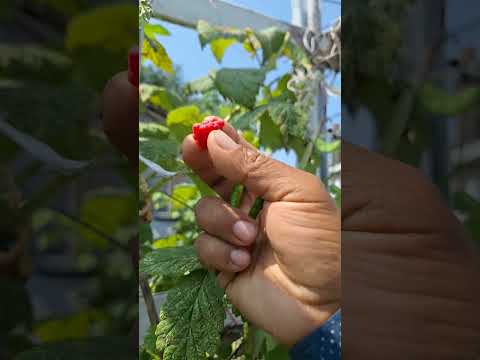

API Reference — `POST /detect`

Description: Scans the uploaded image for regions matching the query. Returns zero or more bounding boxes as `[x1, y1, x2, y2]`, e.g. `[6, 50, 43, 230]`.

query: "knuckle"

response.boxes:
[240, 147, 270, 180]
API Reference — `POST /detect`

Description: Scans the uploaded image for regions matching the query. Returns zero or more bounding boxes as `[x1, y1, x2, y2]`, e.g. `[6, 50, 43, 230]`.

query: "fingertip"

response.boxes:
[181, 134, 198, 163]
[230, 249, 251, 270]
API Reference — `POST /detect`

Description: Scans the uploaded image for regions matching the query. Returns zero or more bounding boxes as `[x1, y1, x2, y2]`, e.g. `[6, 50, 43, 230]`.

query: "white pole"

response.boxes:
[291, 0, 306, 26]
[306, 0, 328, 179]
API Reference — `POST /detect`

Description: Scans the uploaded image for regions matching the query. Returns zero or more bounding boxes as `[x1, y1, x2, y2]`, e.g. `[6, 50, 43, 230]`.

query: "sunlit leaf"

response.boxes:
[142, 36, 173, 73]
[166, 105, 201, 143]
[144, 23, 170, 38]
[171, 184, 199, 210]
[140, 246, 203, 278]
[316, 139, 341, 153]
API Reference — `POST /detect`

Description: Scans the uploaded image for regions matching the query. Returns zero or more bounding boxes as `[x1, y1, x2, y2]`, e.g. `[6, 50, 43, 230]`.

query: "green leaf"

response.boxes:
[214, 68, 265, 109]
[211, 38, 237, 63]
[265, 345, 290, 360]
[152, 235, 182, 249]
[329, 185, 341, 208]
[139, 138, 181, 172]
[188, 76, 215, 93]
[242, 130, 260, 148]
[166, 105, 201, 143]
[15, 336, 135, 360]
[197, 20, 245, 62]
[142, 36, 173, 73]
[156, 271, 225, 360]
[253, 27, 287, 65]
[142, 325, 160, 358]
[140, 223, 153, 244]
[267, 101, 306, 137]
[144, 23, 170, 38]
[171, 184, 199, 210]
[66, 4, 137, 52]
[139, 122, 170, 140]
[260, 111, 284, 151]
[419, 83, 480, 116]
[316, 139, 341, 153]
[229, 105, 268, 130]
[140, 84, 182, 111]
[140, 246, 203, 278]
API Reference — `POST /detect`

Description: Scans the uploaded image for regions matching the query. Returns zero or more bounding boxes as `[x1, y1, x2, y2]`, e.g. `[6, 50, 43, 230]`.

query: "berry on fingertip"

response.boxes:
[192, 116, 225, 150]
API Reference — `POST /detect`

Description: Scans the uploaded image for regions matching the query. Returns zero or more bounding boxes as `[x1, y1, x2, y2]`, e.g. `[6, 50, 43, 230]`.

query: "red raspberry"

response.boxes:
[192, 116, 225, 150]
[128, 47, 139, 87]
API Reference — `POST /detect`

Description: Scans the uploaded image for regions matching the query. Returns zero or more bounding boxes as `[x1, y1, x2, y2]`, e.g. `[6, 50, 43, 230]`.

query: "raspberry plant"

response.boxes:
[139, 16, 341, 360]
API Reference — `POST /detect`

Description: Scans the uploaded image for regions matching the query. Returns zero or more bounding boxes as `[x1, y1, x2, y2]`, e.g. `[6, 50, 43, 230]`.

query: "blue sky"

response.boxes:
[153, 0, 341, 164]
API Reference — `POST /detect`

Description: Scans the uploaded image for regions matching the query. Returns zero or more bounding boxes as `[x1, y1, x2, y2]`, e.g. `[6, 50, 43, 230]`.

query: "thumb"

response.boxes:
[207, 130, 330, 203]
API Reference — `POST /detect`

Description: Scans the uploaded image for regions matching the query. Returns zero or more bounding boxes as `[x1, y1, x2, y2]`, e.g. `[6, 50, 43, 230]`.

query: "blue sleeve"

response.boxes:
[290, 310, 341, 360]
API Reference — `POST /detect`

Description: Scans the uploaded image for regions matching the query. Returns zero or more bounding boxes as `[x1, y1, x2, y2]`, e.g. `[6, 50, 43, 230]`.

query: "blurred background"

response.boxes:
[0, 1, 138, 358]
[343, 0, 480, 242]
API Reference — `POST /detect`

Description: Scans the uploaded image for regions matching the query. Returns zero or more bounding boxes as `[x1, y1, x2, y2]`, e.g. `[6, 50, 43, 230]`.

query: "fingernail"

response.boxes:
[213, 131, 240, 150]
[230, 249, 250, 267]
[233, 220, 257, 244]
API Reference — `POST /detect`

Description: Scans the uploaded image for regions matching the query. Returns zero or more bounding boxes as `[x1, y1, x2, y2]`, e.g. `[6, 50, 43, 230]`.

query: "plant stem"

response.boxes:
[248, 197, 264, 219]
[230, 184, 245, 208]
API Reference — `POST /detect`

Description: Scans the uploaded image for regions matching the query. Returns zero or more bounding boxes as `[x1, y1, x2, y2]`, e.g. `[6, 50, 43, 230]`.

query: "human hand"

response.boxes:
[342, 142, 480, 359]
[182, 123, 341, 346]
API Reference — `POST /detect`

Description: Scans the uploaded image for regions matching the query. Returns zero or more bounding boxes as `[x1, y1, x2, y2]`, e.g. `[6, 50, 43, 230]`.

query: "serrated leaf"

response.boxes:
[166, 105, 201, 143]
[142, 36, 173, 73]
[139, 138, 181, 172]
[142, 324, 160, 358]
[253, 27, 287, 65]
[139, 122, 170, 140]
[144, 23, 170, 38]
[156, 271, 225, 360]
[419, 83, 480, 116]
[15, 336, 135, 360]
[214, 68, 265, 109]
[140, 246, 203, 278]
[140, 84, 182, 111]
[316, 139, 341, 153]
[267, 101, 306, 137]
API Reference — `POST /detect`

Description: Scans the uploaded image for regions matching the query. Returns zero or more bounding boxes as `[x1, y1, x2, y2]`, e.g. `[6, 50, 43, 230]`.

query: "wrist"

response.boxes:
[282, 301, 341, 347]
